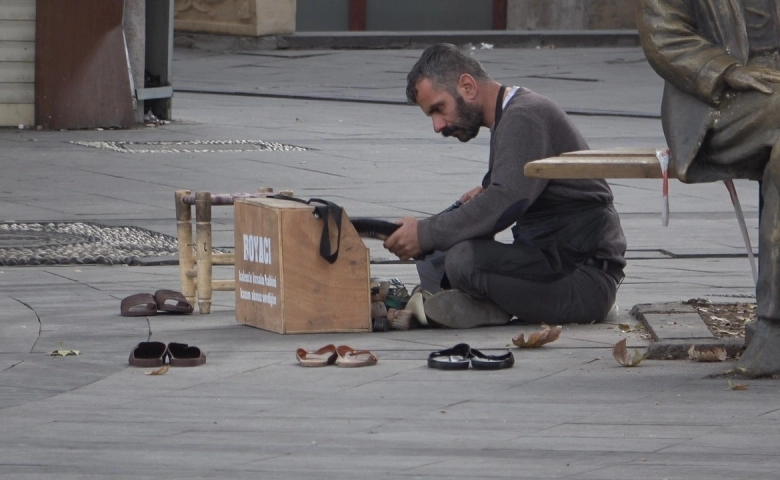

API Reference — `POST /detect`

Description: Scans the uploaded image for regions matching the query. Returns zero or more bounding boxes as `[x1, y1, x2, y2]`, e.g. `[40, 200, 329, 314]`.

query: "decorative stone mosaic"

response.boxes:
[0, 222, 180, 266]
[70, 139, 309, 154]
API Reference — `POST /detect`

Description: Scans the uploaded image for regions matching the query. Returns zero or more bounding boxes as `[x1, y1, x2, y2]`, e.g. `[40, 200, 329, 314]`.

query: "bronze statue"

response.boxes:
[638, 0, 780, 377]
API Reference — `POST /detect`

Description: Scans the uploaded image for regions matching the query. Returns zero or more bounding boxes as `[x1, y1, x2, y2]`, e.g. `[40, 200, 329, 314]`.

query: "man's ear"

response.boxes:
[457, 74, 478, 100]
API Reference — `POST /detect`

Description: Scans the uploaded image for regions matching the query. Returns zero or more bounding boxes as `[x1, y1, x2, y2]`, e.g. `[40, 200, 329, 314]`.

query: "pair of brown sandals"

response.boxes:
[129, 341, 206, 367]
[120, 290, 194, 317]
[296, 344, 378, 367]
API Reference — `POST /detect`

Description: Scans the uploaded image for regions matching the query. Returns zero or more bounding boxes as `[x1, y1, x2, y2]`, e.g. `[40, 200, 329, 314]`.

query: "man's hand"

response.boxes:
[383, 217, 422, 261]
[460, 185, 484, 203]
[724, 65, 780, 94]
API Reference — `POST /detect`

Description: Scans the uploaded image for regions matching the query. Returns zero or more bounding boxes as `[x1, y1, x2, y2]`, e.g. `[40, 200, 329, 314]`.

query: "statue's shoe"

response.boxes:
[735, 318, 780, 378]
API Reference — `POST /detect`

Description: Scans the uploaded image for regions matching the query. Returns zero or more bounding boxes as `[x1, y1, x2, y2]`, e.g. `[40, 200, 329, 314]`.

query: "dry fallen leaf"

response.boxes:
[48, 349, 80, 357]
[727, 380, 749, 391]
[688, 345, 727, 362]
[513, 329, 547, 347]
[512, 324, 562, 348]
[545, 325, 562, 343]
[145, 366, 169, 376]
[612, 338, 648, 367]
[47, 340, 80, 357]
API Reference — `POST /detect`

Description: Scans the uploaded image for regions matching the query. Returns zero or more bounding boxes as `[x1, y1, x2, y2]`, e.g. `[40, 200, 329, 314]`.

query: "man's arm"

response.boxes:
[384, 186, 483, 260]
[384, 217, 420, 261]
[460, 186, 483, 203]
[723, 64, 780, 94]
[637, 0, 740, 105]
[414, 109, 551, 254]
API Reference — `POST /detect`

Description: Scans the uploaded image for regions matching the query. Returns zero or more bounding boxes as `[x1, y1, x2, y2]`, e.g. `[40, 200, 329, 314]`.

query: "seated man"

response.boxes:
[638, 0, 780, 377]
[384, 43, 627, 329]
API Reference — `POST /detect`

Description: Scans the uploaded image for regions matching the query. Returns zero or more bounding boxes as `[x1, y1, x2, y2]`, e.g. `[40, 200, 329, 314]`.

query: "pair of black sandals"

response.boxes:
[427, 343, 514, 370]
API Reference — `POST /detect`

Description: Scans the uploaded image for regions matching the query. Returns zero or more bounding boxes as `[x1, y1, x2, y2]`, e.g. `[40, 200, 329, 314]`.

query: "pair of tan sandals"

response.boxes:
[296, 344, 378, 367]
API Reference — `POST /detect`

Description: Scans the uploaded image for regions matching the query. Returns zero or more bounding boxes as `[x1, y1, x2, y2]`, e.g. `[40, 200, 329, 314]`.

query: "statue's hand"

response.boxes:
[724, 65, 780, 94]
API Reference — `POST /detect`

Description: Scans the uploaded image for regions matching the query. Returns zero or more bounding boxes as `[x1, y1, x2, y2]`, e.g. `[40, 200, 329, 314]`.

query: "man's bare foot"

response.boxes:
[735, 318, 780, 378]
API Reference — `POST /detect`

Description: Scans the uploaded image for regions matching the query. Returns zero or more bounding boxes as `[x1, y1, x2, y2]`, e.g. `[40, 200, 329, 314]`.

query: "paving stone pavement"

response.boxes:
[0, 40, 776, 479]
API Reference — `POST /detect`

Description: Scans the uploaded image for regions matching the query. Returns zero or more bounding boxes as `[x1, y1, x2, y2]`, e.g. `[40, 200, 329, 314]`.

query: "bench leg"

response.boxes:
[723, 180, 758, 285]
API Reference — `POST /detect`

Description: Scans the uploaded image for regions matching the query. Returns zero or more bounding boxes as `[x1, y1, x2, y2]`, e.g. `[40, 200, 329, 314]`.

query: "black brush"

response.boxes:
[350, 218, 400, 240]
[351, 200, 462, 240]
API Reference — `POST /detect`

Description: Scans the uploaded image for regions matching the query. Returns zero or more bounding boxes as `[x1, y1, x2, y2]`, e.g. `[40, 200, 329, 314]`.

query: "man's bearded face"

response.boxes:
[440, 93, 483, 142]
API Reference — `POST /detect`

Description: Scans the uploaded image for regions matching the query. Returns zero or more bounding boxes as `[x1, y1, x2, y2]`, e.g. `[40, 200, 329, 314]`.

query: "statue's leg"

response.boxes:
[698, 88, 780, 376]
[736, 145, 780, 377]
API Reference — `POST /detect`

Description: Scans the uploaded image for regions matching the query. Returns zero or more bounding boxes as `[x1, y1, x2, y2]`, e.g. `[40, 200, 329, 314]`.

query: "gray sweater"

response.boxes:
[417, 87, 627, 268]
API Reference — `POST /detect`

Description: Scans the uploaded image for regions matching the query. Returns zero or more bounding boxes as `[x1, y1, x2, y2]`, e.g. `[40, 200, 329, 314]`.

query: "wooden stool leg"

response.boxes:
[175, 190, 196, 307]
[195, 191, 213, 314]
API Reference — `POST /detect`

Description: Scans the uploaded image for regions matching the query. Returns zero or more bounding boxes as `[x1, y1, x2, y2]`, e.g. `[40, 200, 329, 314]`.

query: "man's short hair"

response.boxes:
[406, 43, 491, 104]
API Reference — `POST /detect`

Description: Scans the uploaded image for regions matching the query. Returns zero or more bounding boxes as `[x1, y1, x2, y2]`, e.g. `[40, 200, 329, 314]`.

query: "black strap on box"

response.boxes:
[308, 198, 342, 264]
[269, 195, 343, 264]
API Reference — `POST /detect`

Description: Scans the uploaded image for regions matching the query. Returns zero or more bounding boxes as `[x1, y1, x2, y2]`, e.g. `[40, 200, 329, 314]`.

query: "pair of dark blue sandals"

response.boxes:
[427, 343, 514, 370]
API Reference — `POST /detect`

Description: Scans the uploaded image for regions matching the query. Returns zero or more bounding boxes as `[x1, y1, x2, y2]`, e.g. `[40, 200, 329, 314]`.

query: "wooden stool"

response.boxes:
[175, 188, 292, 314]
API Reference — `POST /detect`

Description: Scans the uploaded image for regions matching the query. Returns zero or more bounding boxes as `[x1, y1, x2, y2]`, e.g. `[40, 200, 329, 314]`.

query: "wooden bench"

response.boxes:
[524, 148, 675, 179]
[524, 148, 758, 284]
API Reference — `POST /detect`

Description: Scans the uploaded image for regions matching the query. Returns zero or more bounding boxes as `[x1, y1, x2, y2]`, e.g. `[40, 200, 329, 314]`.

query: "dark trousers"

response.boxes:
[417, 240, 618, 324]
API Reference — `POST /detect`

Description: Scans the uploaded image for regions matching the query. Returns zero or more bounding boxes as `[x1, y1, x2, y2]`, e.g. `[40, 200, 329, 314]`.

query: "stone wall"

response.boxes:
[507, 0, 639, 30]
[174, 0, 295, 36]
[0, 0, 35, 127]
[173, 0, 637, 37]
